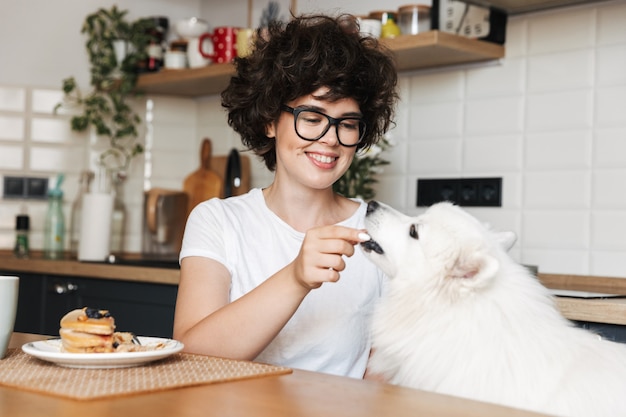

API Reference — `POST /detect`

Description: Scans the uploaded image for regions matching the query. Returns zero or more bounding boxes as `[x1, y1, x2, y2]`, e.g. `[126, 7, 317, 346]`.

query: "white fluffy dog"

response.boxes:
[361, 200, 626, 417]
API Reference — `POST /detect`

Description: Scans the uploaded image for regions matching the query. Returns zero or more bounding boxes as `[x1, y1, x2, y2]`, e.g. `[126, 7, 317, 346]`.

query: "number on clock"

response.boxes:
[439, 0, 491, 39]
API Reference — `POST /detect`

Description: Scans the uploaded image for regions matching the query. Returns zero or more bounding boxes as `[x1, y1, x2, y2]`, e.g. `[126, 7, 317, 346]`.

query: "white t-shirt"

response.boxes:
[180, 188, 386, 378]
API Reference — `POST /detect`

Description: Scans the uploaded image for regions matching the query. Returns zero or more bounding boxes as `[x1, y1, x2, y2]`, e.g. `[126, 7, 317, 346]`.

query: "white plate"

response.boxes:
[550, 289, 623, 298]
[22, 337, 184, 369]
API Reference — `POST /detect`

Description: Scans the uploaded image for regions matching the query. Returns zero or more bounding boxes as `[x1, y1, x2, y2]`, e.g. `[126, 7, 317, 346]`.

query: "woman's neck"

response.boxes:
[262, 182, 357, 232]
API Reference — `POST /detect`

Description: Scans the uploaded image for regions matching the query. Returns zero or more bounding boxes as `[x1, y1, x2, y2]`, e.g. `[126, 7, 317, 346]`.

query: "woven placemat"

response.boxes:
[0, 348, 291, 400]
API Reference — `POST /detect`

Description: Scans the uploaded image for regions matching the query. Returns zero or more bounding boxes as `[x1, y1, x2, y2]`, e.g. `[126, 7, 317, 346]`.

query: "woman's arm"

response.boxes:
[173, 255, 310, 359]
[173, 224, 367, 360]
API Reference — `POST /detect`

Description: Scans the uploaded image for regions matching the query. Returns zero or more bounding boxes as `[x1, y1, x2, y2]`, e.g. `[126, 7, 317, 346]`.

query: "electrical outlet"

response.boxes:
[477, 177, 502, 206]
[459, 180, 479, 205]
[416, 178, 458, 207]
[3, 176, 25, 198]
[3, 176, 49, 199]
[417, 177, 502, 207]
[26, 177, 48, 198]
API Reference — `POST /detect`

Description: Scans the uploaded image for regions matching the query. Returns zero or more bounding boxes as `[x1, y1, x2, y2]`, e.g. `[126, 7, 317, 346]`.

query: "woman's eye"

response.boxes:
[340, 120, 359, 131]
[301, 112, 323, 125]
[409, 224, 419, 239]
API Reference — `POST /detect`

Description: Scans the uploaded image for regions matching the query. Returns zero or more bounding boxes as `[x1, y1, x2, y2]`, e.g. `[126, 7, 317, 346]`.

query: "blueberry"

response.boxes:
[85, 307, 111, 319]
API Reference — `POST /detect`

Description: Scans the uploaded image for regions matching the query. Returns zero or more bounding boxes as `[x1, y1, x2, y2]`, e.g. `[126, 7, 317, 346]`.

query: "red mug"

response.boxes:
[199, 27, 239, 64]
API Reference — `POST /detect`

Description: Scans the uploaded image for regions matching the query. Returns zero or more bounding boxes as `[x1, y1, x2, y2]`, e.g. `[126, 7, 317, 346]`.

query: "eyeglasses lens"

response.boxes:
[295, 110, 365, 146]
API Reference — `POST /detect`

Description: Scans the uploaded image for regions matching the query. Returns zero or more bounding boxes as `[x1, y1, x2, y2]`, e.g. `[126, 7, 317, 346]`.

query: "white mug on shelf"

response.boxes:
[357, 18, 382, 38]
[187, 37, 213, 68]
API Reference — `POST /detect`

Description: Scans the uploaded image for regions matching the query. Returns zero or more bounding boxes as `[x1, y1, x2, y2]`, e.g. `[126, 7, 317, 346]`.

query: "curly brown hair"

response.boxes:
[221, 14, 398, 171]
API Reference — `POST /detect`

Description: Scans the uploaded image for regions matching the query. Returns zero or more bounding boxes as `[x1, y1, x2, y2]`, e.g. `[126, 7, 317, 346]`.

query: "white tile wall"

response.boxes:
[594, 128, 626, 167]
[1, 0, 625, 278]
[526, 90, 594, 131]
[527, 49, 594, 92]
[466, 57, 526, 97]
[463, 134, 522, 172]
[465, 97, 525, 134]
[0, 87, 26, 111]
[525, 130, 592, 169]
[0, 145, 24, 170]
[0, 116, 25, 141]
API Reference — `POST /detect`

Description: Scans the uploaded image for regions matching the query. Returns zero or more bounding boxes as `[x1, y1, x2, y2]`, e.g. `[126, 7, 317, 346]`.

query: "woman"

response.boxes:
[173, 14, 398, 379]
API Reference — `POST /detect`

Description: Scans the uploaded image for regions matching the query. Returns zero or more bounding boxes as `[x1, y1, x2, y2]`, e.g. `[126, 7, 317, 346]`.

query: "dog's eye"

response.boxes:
[409, 224, 419, 239]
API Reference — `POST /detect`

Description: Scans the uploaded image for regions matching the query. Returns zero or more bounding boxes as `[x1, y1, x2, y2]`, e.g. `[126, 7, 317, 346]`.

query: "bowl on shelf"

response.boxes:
[175, 17, 210, 39]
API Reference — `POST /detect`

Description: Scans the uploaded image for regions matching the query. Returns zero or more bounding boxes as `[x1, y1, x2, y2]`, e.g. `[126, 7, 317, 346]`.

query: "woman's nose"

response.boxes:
[317, 124, 340, 146]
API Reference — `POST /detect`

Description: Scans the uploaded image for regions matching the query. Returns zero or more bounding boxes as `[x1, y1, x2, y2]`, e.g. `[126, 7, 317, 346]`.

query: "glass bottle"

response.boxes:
[13, 214, 30, 258]
[69, 171, 94, 257]
[369, 11, 401, 39]
[43, 187, 65, 260]
[109, 171, 126, 254]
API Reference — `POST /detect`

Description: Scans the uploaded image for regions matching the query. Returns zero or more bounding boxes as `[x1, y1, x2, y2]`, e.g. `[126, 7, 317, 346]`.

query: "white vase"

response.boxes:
[112, 39, 128, 79]
[78, 192, 114, 261]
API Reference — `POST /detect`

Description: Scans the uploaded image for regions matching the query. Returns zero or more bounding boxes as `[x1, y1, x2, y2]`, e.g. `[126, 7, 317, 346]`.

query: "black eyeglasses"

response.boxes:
[281, 105, 366, 147]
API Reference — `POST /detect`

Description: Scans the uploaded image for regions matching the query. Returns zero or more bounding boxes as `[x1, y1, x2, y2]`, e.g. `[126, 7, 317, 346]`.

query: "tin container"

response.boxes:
[398, 4, 431, 35]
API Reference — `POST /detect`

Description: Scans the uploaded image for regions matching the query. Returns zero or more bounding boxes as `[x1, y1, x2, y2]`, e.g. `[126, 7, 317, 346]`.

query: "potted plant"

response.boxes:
[333, 137, 393, 200]
[54, 6, 157, 175]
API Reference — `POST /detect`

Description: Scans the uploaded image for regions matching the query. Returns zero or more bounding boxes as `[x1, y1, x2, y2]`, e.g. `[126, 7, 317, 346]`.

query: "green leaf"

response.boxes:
[54, 5, 151, 173]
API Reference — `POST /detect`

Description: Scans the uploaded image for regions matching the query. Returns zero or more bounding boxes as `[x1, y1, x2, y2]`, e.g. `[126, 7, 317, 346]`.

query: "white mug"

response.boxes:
[187, 37, 213, 68]
[358, 18, 382, 38]
[0, 276, 19, 359]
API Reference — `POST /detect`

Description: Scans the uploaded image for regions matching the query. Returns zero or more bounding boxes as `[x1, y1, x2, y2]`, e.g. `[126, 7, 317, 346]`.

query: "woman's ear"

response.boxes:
[266, 121, 276, 139]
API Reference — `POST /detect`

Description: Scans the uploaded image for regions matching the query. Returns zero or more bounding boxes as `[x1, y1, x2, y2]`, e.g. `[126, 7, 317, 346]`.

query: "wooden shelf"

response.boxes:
[136, 30, 504, 98]
[465, 0, 608, 14]
[136, 62, 235, 97]
[381, 31, 504, 71]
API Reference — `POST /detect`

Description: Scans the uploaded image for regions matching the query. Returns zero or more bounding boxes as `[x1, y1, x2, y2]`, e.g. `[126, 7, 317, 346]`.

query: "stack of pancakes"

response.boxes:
[59, 307, 116, 353]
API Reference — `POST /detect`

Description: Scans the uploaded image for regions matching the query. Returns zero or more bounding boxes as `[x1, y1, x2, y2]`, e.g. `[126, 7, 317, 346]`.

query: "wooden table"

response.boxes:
[2, 333, 548, 417]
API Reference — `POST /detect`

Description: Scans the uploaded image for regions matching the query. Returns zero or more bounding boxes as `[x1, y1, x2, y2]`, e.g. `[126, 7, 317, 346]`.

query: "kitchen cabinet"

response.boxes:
[10, 272, 178, 338]
[576, 321, 626, 344]
[136, 31, 504, 97]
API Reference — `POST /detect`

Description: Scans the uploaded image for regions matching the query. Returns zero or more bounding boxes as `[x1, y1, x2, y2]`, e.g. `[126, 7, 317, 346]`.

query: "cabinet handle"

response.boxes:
[53, 282, 78, 294]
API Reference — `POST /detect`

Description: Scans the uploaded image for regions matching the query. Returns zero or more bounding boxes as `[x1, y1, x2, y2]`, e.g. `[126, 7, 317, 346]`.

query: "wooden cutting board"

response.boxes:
[183, 138, 224, 217]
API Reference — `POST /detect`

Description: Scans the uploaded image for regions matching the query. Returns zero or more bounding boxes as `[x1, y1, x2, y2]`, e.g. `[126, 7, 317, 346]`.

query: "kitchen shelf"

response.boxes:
[381, 30, 504, 72]
[136, 30, 504, 97]
[464, 0, 608, 14]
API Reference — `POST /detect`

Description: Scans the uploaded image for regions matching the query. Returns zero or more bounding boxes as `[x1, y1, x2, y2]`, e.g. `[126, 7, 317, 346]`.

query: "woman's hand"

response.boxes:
[291, 225, 370, 289]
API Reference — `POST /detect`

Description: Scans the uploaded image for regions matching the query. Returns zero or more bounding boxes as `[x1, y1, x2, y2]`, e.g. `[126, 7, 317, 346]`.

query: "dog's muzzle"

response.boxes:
[361, 239, 384, 255]
[366, 200, 380, 215]
[362, 201, 384, 254]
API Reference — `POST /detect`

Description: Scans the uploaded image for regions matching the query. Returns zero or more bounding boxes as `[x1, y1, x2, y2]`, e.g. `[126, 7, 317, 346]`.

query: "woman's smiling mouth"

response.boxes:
[307, 152, 337, 165]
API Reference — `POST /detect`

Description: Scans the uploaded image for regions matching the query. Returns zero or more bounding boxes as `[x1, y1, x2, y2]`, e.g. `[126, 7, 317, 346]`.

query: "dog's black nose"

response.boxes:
[366, 200, 380, 215]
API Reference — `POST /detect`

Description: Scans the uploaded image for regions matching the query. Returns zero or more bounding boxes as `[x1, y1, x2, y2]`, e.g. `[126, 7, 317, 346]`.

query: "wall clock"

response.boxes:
[431, 0, 507, 45]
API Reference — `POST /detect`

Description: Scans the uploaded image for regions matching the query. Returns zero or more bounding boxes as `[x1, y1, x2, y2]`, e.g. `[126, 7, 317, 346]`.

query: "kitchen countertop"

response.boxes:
[539, 273, 626, 326]
[0, 251, 179, 285]
[2, 252, 625, 325]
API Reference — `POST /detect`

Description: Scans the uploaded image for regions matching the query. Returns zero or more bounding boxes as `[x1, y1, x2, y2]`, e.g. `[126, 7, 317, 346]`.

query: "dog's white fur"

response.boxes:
[362, 201, 626, 417]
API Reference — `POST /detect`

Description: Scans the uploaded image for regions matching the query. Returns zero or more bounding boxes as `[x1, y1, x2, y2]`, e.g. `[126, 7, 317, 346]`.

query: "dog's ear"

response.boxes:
[495, 231, 517, 252]
[450, 247, 499, 282]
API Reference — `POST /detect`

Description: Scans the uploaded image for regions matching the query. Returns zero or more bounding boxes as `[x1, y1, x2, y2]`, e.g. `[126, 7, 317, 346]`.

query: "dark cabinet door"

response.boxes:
[14, 273, 46, 334]
[7, 271, 178, 338]
[42, 277, 82, 335]
[42, 276, 178, 338]
[72, 278, 178, 338]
